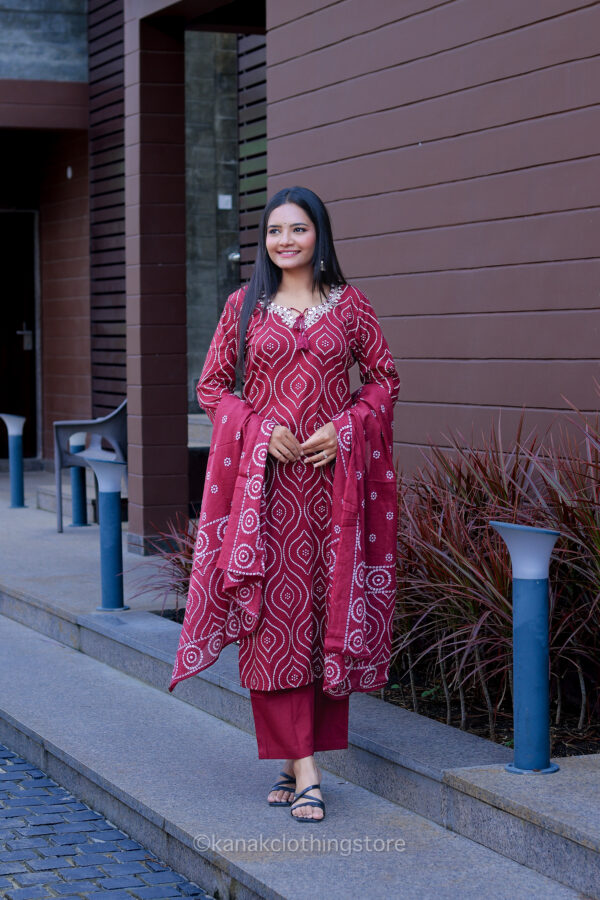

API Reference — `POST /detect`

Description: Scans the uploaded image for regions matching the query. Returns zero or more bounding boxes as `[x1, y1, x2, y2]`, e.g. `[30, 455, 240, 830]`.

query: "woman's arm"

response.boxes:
[350, 287, 400, 402]
[196, 292, 243, 423]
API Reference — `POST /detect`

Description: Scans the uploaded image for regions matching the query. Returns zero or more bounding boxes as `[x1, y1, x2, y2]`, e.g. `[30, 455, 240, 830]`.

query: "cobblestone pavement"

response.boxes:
[0, 744, 213, 899]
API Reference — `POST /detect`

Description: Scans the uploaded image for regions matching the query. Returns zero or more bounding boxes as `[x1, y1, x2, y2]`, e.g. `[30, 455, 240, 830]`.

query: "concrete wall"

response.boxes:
[0, 1, 87, 82]
[185, 30, 239, 412]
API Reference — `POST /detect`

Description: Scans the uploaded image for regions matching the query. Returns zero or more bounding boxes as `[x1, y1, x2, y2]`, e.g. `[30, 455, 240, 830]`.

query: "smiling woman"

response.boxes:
[170, 186, 400, 823]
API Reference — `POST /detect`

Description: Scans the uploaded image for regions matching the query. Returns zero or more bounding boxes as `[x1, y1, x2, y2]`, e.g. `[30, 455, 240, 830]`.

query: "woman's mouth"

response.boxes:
[278, 250, 300, 257]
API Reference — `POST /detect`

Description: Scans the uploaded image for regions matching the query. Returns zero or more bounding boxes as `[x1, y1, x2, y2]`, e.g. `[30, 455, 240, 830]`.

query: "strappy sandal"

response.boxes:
[290, 783, 325, 822]
[268, 770, 297, 807]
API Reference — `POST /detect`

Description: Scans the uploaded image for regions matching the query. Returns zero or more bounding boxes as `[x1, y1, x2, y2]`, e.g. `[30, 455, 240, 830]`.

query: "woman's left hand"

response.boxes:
[300, 421, 338, 467]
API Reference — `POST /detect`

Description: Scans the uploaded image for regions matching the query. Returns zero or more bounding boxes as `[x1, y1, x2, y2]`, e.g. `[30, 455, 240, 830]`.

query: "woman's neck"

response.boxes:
[278, 266, 314, 296]
[275, 266, 330, 307]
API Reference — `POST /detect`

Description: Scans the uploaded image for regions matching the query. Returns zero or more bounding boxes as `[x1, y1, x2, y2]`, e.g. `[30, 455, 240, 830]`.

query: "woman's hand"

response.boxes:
[300, 422, 338, 468]
[268, 425, 303, 463]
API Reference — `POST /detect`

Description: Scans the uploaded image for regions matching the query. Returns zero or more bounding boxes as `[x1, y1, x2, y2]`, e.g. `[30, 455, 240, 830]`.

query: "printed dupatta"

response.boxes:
[169, 394, 276, 691]
[323, 383, 397, 696]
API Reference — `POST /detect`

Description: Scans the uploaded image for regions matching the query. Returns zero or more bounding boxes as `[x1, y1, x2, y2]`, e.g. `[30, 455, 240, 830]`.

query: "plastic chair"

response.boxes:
[53, 399, 127, 532]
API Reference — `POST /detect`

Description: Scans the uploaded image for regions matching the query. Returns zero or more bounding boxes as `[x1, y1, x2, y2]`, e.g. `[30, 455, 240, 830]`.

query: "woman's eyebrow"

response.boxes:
[267, 221, 309, 227]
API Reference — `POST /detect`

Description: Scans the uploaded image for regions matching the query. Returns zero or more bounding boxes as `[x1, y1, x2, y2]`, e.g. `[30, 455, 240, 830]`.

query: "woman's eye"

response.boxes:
[294, 227, 306, 233]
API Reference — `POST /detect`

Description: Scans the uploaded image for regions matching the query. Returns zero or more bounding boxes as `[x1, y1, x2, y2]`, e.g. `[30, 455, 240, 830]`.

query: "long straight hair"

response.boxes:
[235, 186, 346, 384]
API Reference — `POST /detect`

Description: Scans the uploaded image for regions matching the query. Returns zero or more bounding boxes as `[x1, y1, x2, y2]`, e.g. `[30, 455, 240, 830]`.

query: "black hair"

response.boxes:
[234, 186, 346, 384]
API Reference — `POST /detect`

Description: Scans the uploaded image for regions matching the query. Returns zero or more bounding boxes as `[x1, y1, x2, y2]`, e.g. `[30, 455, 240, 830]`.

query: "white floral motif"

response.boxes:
[224, 457, 231, 467]
[373, 450, 380, 459]
[235, 431, 241, 440]
[369, 534, 376, 542]
[386, 470, 394, 479]
[371, 491, 377, 500]
[222, 414, 228, 423]
[210, 485, 218, 493]
[386, 553, 393, 561]
[386, 511, 393, 520]
[267, 284, 344, 329]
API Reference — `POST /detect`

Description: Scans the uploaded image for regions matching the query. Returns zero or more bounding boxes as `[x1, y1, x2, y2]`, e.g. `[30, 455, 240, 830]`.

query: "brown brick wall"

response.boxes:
[40, 130, 92, 457]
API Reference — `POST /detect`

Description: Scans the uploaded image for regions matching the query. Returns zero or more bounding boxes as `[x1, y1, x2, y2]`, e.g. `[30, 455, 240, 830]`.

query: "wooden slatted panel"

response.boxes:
[267, 0, 600, 471]
[88, 0, 126, 417]
[238, 34, 267, 282]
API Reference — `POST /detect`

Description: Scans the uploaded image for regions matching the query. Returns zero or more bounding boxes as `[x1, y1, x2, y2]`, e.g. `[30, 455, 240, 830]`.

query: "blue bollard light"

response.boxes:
[69, 432, 88, 527]
[83, 455, 129, 612]
[0, 414, 26, 508]
[491, 521, 560, 775]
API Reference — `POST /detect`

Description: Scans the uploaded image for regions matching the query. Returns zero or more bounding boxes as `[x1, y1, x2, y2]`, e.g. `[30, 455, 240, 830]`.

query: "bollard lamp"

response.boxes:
[490, 521, 560, 775]
[81, 453, 129, 612]
[0, 414, 26, 508]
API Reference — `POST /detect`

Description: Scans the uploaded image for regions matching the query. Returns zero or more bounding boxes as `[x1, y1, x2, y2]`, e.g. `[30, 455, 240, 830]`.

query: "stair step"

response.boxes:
[0, 614, 582, 900]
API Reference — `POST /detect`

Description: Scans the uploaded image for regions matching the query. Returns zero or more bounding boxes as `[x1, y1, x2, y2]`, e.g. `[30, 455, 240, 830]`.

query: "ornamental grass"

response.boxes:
[392, 410, 600, 745]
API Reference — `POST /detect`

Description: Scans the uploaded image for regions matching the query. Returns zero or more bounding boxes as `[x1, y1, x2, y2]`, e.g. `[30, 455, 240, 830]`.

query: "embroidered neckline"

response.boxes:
[266, 284, 345, 330]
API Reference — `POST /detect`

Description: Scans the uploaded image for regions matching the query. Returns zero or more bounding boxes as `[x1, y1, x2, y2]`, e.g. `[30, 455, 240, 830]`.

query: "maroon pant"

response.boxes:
[250, 677, 350, 759]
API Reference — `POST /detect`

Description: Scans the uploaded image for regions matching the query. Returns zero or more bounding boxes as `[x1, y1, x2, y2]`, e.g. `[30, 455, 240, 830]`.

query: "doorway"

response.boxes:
[0, 211, 38, 458]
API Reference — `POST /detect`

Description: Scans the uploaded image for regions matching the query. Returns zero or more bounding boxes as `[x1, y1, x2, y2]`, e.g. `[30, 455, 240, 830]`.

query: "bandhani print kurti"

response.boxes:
[171, 283, 400, 695]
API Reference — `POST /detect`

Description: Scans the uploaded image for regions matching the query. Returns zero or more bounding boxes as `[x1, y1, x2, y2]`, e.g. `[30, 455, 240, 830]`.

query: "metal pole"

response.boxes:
[490, 521, 560, 774]
[0, 415, 26, 508]
[84, 456, 129, 612]
[98, 489, 125, 610]
[69, 432, 88, 527]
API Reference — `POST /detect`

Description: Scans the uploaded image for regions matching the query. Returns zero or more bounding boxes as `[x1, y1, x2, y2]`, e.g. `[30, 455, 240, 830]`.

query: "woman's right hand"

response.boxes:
[268, 425, 302, 463]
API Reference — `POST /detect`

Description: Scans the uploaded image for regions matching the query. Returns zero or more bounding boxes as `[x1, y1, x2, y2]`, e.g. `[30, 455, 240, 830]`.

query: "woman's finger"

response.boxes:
[280, 435, 301, 459]
[305, 446, 337, 467]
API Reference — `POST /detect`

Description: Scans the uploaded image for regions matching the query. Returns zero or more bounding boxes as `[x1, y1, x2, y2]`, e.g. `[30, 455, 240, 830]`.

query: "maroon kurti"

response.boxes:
[169, 283, 400, 696]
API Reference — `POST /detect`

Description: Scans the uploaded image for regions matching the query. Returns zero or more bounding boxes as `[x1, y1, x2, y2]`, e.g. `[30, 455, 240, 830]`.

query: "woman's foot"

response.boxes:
[267, 759, 296, 805]
[291, 756, 324, 821]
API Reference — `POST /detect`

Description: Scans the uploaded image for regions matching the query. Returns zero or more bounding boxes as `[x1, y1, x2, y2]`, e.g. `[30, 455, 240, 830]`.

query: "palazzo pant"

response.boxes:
[250, 676, 350, 759]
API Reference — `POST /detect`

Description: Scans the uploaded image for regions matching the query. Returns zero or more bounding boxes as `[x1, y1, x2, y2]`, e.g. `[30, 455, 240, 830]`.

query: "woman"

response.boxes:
[170, 187, 400, 822]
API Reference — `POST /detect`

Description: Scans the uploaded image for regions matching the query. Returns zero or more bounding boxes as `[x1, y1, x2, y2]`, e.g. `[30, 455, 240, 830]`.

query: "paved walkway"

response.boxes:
[0, 743, 210, 900]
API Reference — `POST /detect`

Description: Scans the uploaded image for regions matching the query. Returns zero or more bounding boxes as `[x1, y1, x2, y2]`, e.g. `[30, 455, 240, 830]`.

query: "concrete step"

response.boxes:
[1, 592, 598, 899]
[36, 469, 128, 521]
[0, 614, 583, 900]
[36, 483, 97, 521]
[188, 413, 213, 447]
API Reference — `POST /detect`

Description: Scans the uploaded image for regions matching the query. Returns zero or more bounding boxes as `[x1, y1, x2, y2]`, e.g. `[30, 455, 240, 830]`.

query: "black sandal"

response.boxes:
[268, 770, 297, 807]
[290, 783, 325, 822]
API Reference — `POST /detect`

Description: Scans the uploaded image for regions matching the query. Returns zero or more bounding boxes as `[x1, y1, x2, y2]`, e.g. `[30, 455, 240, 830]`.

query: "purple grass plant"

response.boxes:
[394, 411, 599, 740]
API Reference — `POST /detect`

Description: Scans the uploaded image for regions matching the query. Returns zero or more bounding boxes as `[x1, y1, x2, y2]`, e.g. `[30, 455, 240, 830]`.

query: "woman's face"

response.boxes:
[265, 203, 317, 273]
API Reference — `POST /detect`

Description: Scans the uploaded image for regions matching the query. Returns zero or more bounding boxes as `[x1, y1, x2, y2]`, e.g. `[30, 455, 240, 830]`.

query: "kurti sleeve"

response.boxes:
[196, 290, 244, 423]
[349, 287, 400, 403]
